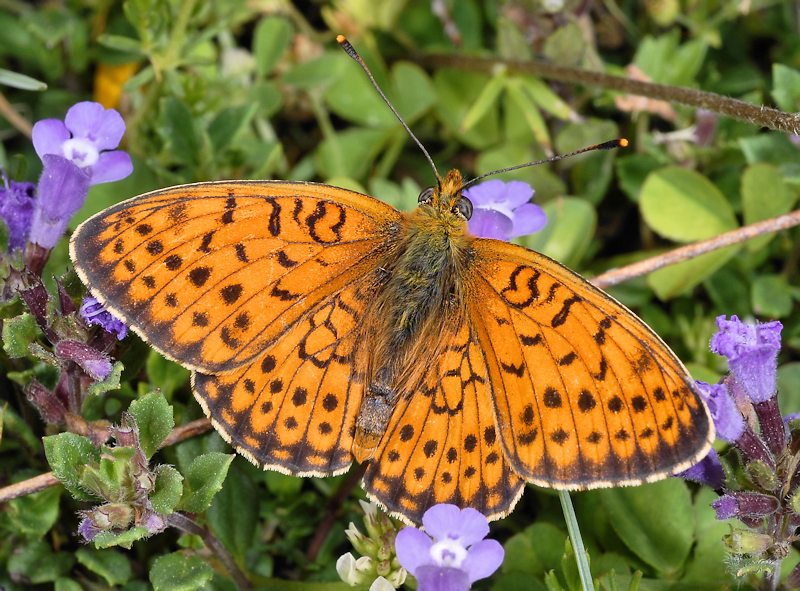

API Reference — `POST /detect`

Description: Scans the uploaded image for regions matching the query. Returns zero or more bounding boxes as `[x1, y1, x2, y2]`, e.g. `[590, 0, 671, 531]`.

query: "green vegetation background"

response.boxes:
[1, 0, 799, 589]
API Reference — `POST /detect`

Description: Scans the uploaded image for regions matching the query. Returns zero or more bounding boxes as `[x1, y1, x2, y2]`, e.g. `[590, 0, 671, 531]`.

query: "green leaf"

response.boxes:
[0, 68, 47, 91]
[390, 62, 436, 123]
[87, 361, 123, 397]
[598, 479, 693, 574]
[93, 526, 149, 550]
[640, 166, 737, 242]
[96, 34, 143, 55]
[778, 363, 800, 416]
[128, 391, 175, 459]
[434, 68, 500, 149]
[178, 452, 235, 513]
[43, 432, 100, 501]
[504, 81, 550, 147]
[3, 312, 38, 358]
[282, 51, 347, 89]
[207, 463, 258, 564]
[7, 484, 61, 538]
[253, 16, 292, 77]
[207, 104, 258, 154]
[325, 57, 396, 128]
[55, 578, 83, 591]
[75, 547, 132, 585]
[146, 351, 190, 399]
[7, 541, 75, 583]
[159, 97, 200, 167]
[149, 552, 214, 591]
[741, 163, 798, 251]
[518, 76, 575, 120]
[501, 522, 566, 576]
[522, 197, 597, 269]
[772, 64, 800, 111]
[615, 153, 664, 203]
[681, 488, 736, 585]
[752, 275, 794, 318]
[460, 70, 506, 133]
[648, 245, 739, 300]
[150, 464, 184, 514]
[315, 127, 392, 179]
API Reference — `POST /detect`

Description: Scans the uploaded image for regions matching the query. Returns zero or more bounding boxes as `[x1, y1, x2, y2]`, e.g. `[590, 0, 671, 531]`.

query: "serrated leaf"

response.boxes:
[598, 479, 693, 574]
[253, 16, 292, 77]
[178, 452, 234, 513]
[149, 552, 214, 591]
[3, 312, 38, 358]
[75, 547, 132, 585]
[741, 163, 798, 252]
[0, 68, 47, 91]
[43, 432, 100, 501]
[150, 465, 184, 514]
[93, 526, 149, 549]
[640, 166, 737, 242]
[87, 361, 123, 397]
[128, 392, 175, 459]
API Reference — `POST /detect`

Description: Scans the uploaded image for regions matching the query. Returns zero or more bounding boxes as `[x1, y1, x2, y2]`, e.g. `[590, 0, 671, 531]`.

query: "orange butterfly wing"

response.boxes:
[70, 181, 401, 374]
[468, 239, 714, 488]
[362, 315, 524, 523]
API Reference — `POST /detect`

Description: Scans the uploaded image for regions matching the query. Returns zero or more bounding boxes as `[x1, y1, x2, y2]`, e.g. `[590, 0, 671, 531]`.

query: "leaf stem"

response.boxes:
[165, 511, 252, 590]
[419, 53, 800, 134]
[559, 490, 594, 591]
[591, 210, 800, 289]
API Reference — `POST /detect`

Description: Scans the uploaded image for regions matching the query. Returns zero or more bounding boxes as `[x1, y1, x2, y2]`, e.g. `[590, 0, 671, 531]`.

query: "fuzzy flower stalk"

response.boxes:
[680, 315, 800, 586]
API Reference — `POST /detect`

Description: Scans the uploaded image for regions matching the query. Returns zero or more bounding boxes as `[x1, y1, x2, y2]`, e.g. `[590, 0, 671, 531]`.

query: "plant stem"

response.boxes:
[559, 490, 594, 591]
[419, 53, 800, 134]
[166, 512, 251, 590]
[591, 209, 800, 289]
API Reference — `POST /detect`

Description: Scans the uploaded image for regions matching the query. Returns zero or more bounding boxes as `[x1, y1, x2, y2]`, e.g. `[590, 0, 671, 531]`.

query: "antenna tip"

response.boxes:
[618, 137, 629, 148]
[336, 34, 347, 44]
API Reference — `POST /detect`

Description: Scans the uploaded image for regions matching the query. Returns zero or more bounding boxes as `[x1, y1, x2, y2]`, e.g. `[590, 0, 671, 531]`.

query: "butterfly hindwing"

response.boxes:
[362, 315, 524, 524]
[469, 239, 714, 488]
[70, 181, 401, 374]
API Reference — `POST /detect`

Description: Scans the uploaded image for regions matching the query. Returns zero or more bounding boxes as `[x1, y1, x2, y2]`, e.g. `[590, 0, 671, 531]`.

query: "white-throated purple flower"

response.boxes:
[29, 155, 91, 249]
[80, 296, 128, 340]
[710, 315, 782, 405]
[464, 180, 546, 241]
[395, 504, 503, 591]
[32, 101, 132, 185]
[0, 175, 35, 251]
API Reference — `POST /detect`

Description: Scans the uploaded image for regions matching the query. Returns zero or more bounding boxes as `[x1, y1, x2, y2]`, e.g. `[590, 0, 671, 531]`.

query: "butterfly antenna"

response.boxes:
[459, 138, 629, 192]
[337, 35, 442, 183]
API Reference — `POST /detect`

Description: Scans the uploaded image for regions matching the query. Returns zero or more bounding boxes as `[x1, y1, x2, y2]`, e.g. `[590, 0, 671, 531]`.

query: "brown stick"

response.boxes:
[591, 210, 800, 289]
[420, 54, 800, 135]
[0, 91, 33, 137]
[0, 417, 212, 504]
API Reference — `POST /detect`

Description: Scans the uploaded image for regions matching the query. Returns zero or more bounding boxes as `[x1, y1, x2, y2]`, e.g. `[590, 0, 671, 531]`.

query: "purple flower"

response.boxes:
[395, 504, 503, 591]
[710, 315, 782, 404]
[28, 155, 91, 249]
[78, 516, 102, 542]
[696, 380, 744, 443]
[55, 339, 113, 381]
[32, 101, 132, 185]
[676, 448, 724, 489]
[711, 492, 778, 520]
[80, 296, 128, 340]
[464, 180, 546, 241]
[0, 176, 36, 250]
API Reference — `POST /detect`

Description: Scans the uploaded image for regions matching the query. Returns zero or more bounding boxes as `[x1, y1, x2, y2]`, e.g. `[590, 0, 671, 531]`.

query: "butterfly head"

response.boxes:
[417, 169, 473, 223]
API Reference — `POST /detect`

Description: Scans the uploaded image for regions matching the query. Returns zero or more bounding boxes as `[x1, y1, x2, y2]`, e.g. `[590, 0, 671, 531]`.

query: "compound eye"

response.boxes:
[418, 187, 435, 203]
[454, 197, 473, 220]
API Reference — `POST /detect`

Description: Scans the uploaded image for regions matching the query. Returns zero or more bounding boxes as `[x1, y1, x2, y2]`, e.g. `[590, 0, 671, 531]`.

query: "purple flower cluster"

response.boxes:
[0, 101, 132, 253]
[80, 296, 128, 340]
[464, 180, 546, 241]
[396, 504, 504, 591]
[679, 315, 800, 582]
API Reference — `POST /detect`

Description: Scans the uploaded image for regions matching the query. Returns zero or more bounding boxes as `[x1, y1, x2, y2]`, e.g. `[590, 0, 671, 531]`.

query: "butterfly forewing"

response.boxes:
[70, 181, 402, 374]
[470, 239, 714, 488]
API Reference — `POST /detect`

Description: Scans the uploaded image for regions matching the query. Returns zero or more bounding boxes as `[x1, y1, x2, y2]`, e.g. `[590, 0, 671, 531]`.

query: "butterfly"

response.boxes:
[69, 39, 714, 526]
